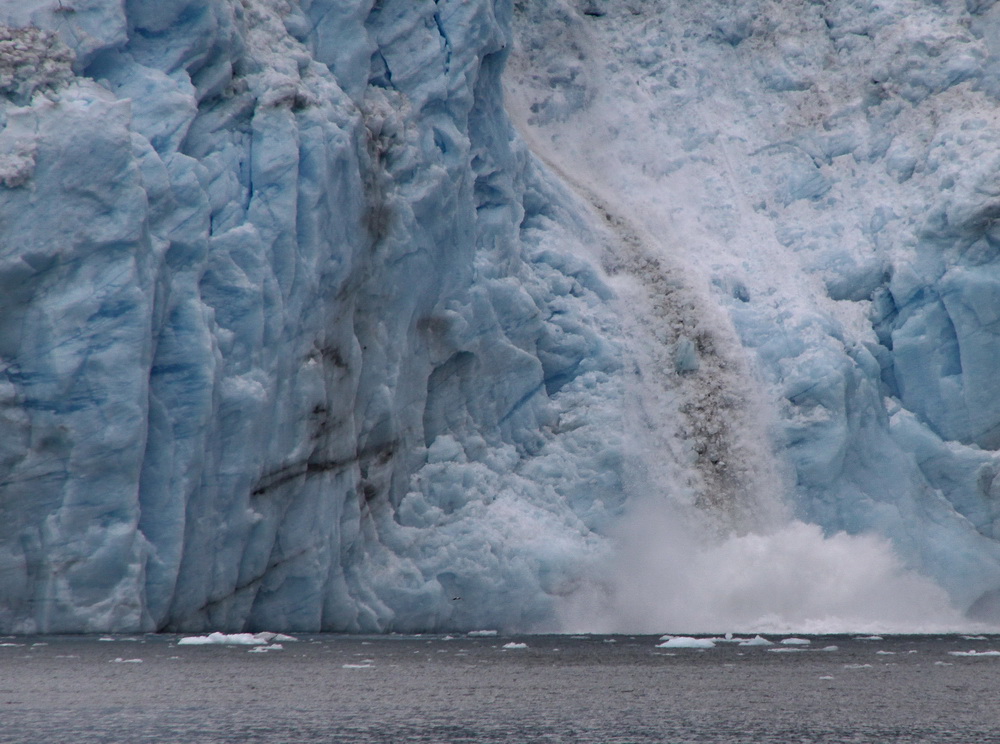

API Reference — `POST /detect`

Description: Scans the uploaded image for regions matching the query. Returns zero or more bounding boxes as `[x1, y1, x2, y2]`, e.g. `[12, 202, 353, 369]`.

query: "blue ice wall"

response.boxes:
[0, 0, 623, 632]
[6, 0, 1000, 632]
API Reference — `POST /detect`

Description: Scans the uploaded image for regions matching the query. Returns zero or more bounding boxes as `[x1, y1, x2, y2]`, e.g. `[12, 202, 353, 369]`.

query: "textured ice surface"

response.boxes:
[507, 0, 1000, 629]
[0, 0, 624, 633]
[3, 0, 1000, 633]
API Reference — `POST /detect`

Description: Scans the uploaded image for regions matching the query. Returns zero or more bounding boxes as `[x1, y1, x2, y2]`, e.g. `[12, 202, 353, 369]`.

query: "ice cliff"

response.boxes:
[0, 0, 626, 633]
[3, 0, 1000, 633]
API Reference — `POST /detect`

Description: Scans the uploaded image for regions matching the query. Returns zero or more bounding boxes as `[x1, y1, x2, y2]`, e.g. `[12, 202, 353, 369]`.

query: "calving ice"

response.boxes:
[0, 0, 998, 634]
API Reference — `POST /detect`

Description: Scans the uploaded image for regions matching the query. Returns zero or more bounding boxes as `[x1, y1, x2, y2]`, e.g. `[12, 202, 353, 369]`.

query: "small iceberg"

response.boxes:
[656, 636, 715, 649]
[179, 632, 272, 646]
[738, 635, 773, 647]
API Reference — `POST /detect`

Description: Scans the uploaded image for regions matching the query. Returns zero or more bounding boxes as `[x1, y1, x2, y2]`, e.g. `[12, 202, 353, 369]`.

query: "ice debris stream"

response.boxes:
[1, 0, 1000, 633]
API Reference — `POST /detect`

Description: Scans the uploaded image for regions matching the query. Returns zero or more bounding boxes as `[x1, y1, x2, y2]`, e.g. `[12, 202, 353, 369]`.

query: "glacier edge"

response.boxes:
[3, 0, 1000, 633]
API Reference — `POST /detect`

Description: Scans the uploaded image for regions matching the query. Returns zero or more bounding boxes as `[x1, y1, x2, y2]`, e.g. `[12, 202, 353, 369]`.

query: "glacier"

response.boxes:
[2, 0, 1000, 634]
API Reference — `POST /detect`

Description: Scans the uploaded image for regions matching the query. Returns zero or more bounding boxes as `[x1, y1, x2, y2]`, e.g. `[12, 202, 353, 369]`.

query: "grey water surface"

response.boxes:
[0, 634, 997, 743]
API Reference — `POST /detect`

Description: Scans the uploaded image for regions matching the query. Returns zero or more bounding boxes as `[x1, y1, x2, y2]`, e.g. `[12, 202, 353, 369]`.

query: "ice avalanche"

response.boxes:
[1, 0, 1000, 633]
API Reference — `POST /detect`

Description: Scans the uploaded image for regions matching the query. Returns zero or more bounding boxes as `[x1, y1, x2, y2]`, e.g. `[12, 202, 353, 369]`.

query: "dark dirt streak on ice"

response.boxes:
[507, 83, 782, 531]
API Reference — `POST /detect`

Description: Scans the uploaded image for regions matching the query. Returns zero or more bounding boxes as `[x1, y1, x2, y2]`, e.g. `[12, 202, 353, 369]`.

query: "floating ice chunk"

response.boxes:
[960, 635, 988, 641]
[780, 637, 811, 645]
[248, 644, 284, 653]
[738, 635, 773, 647]
[467, 630, 498, 637]
[98, 637, 115, 642]
[502, 642, 529, 650]
[342, 663, 373, 669]
[819, 676, 835, 680]
[177, 632, 267, 646]
[769, 648, 805, 653]
[843, 664, 873, 669]
[0, 643, 22, 647]
[876, 650, 896, 655]
[110, 658, 142, 663]
[821, 646, 839, 652]
[251, 632, 298, 643]
[855, 636, 883, 641]
[176, 637, 213, 646]
[948, 650, 1000, 657]
[656, 637, 715, 649]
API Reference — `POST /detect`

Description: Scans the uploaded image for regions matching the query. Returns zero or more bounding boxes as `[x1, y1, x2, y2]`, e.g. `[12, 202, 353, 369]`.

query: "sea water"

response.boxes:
[0, 634, 997, 742]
